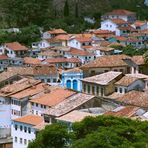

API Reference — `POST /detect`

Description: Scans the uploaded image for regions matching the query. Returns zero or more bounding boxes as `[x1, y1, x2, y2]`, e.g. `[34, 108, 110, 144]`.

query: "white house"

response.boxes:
[29, 88, 76, 116]
[131, 21, 148, 30]
[101, 19, 134, 36]
[68, 36, 92, 50]
[64, 47, 96, 64]
[101, 9, 136, 23]
[42, 29, 67, 39]
[4, 42, 29, 58]
[115, 75, 145, 94]
[11, 115, 44, 148]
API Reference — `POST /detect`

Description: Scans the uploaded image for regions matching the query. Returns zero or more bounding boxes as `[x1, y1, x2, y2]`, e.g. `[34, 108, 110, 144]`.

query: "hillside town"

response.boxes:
[0, 8, 148, 148]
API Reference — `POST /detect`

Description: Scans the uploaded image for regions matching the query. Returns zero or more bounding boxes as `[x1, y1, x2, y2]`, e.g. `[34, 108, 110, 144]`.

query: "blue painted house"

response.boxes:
[61, 68, 83, 92]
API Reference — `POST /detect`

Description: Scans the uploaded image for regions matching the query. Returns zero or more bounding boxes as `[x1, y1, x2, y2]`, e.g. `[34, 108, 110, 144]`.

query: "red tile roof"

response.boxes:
[107, 9, 135, 16]
[0, 54, 8, 60]
[48, 29, 67, 34]
[111, 19, 128, 25]
[104, 106, 139, 117]
[81, 54, 130, 69]
[67, 48, 93, 56]
[24, 57, 41, 65]
[54, 34, 70, 41]
[30, 88, 76, 107]
[116, 91, 148, 108]
[5, 42, 28, 51]
[115, 76, 139, 87]
[45, 57, 81, 64]
[13, 115, 44, 126]
[132, 56, 145, 65]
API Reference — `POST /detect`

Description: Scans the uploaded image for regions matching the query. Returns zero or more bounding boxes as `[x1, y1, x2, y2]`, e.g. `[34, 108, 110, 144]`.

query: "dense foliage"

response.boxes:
[28, 116, 148, 148]
[0, 0, 148, 30]
[0, 25, 41, 46]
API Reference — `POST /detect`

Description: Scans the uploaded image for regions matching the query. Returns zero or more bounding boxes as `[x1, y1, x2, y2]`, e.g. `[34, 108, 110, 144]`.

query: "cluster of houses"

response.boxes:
[0, 9, 148, 148]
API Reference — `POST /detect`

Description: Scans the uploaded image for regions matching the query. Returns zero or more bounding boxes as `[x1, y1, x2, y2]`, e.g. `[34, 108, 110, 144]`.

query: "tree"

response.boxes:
[28, 123, 71, 148]
[28, 116, 148, 148]
[1, 0, 53, 27]
[144, 51, 148, 64]
[64, 0, 69, 17]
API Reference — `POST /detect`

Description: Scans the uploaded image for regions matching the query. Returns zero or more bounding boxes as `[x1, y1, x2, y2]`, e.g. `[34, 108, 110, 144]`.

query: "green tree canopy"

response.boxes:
[28, 116, 148, 148]
[1, 0, 52, 27]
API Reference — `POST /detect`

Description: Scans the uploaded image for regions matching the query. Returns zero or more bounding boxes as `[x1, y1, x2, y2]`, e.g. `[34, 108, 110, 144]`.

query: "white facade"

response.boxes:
[61, 71, 83, 91]
[64, 53, 96, 64]
[30, 102, 48, 116]
[39, 40, 50, 49]
[68, 38, 81, 50]
[101, 20, 117, 32]
[12, 121, 36, 148]
[115, 79, 145, 94]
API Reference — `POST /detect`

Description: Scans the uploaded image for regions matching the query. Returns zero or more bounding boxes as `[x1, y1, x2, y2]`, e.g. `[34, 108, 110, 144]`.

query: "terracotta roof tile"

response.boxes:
[81, 54, 130, 69]
[116, 90, 148, 108]
[64, 67, 83, 73]
[104, 106, 139, 117]
[48, 29, 67, 34]
[45, 57, 81, 64]
[115, 76, 139, 87]
[110, 19, 128, 25]
[30, 88, 76, 107]
[24, 57, 41, 65]
[67, 47, 94, 56]
[0, 54, 8, 60]
[56, 110, 97, 123]
[13, 115, 44, 126]
[82, 71, 122, 85]
[106, 9, 135, 16]
[132, 55, 145, 65]
[5, 42, 28, 51]
[45, 93, 95, 117]
[54, 34, 70, 41]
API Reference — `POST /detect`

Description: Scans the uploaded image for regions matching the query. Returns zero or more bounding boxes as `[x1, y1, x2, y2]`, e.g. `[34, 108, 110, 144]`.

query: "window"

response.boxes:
[36, 103, 38, 107]
[47, 79, 50, 82]
[90, 70, 95, 76]
[15, 124, 17, 130]
[20, 138, 22, 144]
[115, 87, 118, 92]
[119, 88, 122, 93]
[53, 79, 56, 83]
[92, 86, 95, 95]
[125, 88, 127, 93]
[24, 139, 27, 145]
[97, 86, 99, 95]
[101, 87, 104, 96]
[15, 137, 17, 143]
[28, 140, 31, 144]
[41, 105, 43, 108]
[28, 127, 31, 133]
[20, 125, 23, 131]
[31, 102, 34, 106]
[24, 126, 27, 133]
[83, 84, 86, 92]
[36, 111, 38, 115]
[44, 105, 46, 109]
[32, 110, 34, 114]
[88, 85, 90, 93]
[104, 70, 108, 72]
